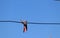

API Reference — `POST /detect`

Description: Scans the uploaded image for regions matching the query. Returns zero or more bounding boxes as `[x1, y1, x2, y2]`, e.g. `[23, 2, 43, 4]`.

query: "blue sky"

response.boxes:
[0, 0, 60, 38]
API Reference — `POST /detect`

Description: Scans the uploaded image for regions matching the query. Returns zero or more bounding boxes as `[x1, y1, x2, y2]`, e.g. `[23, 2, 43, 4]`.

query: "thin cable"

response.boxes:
[0, 20, 60, 25]
[0, 20, 22, 23]
[28, 22, 60, 24]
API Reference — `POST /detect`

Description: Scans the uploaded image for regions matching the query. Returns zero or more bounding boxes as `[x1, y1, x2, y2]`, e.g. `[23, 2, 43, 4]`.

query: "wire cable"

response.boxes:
[0, 20, 60, 25]
[28, 22, 60, 24]
[0, 20, 21, 23]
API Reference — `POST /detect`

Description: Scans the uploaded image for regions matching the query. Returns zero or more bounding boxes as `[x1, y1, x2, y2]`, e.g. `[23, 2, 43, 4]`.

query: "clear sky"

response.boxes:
[0, 0, 60, 38]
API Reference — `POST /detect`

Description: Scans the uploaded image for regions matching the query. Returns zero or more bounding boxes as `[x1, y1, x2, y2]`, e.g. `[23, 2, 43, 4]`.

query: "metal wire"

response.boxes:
[0, 20, 21, 23]
[0, 20, 60, 25]
[28, 22, 60, 24]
